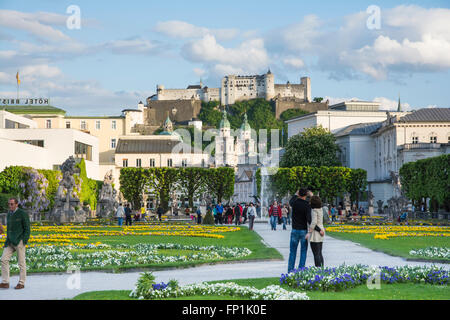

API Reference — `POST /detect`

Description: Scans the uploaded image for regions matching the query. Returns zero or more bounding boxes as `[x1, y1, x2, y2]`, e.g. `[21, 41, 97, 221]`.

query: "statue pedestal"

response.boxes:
[368, 206, 374, 216]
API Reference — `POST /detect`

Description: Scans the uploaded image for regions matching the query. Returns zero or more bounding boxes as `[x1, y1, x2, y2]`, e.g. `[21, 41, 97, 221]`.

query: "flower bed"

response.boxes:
[0, 224, 241, 246]
[7, 243, 252, 272]
[326, 225, 450, 240]
[409, 247, 450, 260]
[280, 264, 449, 291]
[130, 273, 309, 300]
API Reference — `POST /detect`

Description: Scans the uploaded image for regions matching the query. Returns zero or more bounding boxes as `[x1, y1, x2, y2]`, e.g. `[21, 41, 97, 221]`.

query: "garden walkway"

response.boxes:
[0, 222, 448, 300]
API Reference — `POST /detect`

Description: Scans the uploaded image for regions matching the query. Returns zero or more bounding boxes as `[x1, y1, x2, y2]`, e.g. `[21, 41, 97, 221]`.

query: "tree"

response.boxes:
[177, 168, 207, 208]
[148, 168, 179, 210]
[280, 126, 341, 168]
[204, 168, 235, 203]
[198, 101, 222, 128]
[313, 97, 324, 103]
[119, 168, 149, 210]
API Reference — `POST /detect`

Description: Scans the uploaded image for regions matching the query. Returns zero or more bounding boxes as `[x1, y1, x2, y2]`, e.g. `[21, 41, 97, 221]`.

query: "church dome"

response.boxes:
[240, 113, 251, 131]
[219, 109, 230, 129]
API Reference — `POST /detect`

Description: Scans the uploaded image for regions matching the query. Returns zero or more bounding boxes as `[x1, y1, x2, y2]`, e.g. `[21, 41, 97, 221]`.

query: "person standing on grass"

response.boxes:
[306, 195, 325, 267]
[1, 198, 30, 290]
[247, 202, 256, 230]
[116, 203, 125, 227]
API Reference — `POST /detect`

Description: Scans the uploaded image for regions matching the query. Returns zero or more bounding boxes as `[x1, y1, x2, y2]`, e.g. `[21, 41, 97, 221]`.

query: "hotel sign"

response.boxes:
[1, 98, 50, 105]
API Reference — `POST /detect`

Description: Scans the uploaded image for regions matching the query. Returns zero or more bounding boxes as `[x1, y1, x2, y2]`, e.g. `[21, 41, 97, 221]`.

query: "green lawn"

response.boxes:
[1, 224, 282, 274]
[72, 277, 450, 300]
[326, 231, 449, 262]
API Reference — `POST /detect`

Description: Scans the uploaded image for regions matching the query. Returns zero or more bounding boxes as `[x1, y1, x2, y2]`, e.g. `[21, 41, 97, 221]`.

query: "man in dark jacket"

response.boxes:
[125, 203, 132, 226]
[156, 205, 165, 222]
[1, 198, 30, 289]
[287, 189, 322, 273]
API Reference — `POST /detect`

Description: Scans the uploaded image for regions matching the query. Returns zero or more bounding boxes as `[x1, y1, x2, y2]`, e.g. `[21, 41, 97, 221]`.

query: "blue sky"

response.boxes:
[0, 0, 449, 115]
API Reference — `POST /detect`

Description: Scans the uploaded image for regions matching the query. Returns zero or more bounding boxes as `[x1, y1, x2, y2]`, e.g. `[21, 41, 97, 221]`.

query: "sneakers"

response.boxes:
[0, 283, 9, 289]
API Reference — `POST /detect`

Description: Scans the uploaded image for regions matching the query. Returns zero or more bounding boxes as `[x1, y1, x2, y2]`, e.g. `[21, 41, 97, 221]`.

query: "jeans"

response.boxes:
[249, 215, 255, 230]
[125, 216, 132, 226]
[288, 229, 308, 273]
[282, 217, 287, 230]
[270, 216, 278, 230]
[117, 217, 123, 226]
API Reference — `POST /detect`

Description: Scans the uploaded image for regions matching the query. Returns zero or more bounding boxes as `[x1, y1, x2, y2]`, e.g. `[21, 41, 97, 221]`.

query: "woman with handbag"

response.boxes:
[306, 195, 325, 267]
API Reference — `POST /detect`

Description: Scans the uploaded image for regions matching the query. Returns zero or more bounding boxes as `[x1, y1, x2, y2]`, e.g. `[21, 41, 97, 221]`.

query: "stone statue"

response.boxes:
[377, 200, 384, 214]
[47, 156, 86, 224]
[343, 193, 351, 211]
[368, 191, 374, 215]
[96, 170, 118, 218]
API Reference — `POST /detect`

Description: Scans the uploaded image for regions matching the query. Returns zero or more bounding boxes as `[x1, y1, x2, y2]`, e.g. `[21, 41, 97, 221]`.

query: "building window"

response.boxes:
[412, 136, 419, 144]
[136, 158, 142, 167]
[112, 120, 117, 130]
[74, 141, 92, 161]
[80, 120, 87, 130]
[96, 120, 101, 130]
[111, 138, 116, 148]
[123, 159, 128, 167]
[46, 119, 51, 129]
[182, 159, 188, 167]
[430, 136, 437, 144]
[66, 121, 71, 129]
[167, 158, 173, 167]
[149, 158, 155, 167]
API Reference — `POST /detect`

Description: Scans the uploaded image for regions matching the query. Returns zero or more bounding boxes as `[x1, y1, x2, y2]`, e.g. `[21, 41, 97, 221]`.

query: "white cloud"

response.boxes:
[283, 57, 305, 69]
[373, 97, 411, 111]
[182, 34, 270, 76]
[101, 38, 166, 55]
[0, 10, 71, 41]
[154, 20, 238, 41]
[267, 6, 450, 80]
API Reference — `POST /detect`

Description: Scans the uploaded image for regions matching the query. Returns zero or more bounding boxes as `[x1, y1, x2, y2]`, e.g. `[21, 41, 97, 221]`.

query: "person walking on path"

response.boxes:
[330, 205, 337, 222]
[306, 195, 325, 267]
[268, 201, 281, 231]
[281, 205, 289, 230]
[1, 198, 31, 290]
[157, 205, 165, 222]
[242, 203, 248, 224]
[247, 202, 256, 230]
[234, 203, 242, 225]
[116, 203, 125, 227]
[215, 203, 223, 224]
[196, 207, 202, 224]
[125, 203, 132, 226]
[288, 189, 322, 273]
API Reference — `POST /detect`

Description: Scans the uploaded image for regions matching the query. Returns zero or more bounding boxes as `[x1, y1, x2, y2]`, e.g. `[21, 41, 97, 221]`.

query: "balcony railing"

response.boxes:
[398, 143, 446, 151]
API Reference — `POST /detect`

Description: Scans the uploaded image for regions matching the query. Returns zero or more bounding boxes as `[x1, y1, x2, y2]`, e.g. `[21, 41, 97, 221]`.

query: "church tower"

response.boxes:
[215, 108, 236, 167]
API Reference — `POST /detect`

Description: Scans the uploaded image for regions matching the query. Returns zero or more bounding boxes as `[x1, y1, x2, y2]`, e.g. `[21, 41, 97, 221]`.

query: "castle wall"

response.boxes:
[274, 99, 328, 119]
[145, 100, 202, 126]
[274, 84, 305, 100]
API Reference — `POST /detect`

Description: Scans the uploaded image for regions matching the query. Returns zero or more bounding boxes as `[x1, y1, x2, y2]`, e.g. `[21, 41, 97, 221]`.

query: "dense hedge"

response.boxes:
[256, 166, 367, 204]
[120, 167, 235, 210]
[399, 154, 450, 211]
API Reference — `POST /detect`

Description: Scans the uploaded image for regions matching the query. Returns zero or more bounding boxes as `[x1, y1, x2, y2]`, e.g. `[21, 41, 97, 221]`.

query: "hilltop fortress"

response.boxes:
[146, 70, 327, 125]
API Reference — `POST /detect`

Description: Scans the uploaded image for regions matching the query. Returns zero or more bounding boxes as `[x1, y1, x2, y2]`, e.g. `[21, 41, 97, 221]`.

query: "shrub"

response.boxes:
[202, 210, 215, 225]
